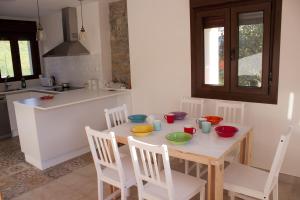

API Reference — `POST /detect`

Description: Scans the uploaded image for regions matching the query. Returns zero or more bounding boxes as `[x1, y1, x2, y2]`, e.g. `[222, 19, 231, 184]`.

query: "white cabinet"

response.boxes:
[6, 92, 50, 137]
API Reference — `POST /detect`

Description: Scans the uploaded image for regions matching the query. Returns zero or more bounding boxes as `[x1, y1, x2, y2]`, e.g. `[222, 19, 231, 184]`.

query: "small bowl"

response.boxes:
[128, 114, 147, 123]
[171, 111, 188, 120]
[215, 126, 238, 138]
[203, 116, 223, 125]
[40, 95, 54, 100]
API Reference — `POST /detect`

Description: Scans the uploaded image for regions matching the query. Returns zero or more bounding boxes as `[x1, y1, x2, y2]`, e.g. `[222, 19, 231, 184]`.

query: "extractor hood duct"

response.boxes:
[43, 7, 89, 57]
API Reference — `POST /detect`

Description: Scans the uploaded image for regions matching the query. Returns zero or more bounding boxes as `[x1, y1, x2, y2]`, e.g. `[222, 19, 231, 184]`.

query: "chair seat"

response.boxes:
[224, 163, 269, 199]
[144, 170, 206, 200]
[102, 156, 136, 187]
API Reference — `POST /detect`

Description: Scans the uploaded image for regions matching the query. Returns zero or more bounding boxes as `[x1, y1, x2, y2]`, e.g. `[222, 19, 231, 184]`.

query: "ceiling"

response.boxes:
[0, 0, 99, 19]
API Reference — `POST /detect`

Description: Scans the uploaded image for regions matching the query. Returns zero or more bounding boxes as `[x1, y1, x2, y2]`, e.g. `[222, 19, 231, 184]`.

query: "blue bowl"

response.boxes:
[128, 114, 147, 123]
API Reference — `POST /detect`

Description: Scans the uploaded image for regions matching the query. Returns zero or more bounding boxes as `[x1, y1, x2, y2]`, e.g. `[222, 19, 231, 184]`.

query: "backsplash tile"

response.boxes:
[43, 54, 103, 87]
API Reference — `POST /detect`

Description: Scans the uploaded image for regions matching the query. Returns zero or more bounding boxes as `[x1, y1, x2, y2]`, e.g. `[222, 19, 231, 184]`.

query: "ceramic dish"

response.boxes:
[165, 132, 192, 145]
[40, 95, 54, 100]
[215, 125, 238, 138]
[171, 111, 188, 120]
[203, 116, 223, 125]
[131, 125, 153, 137]
[128, 114, 148, 123]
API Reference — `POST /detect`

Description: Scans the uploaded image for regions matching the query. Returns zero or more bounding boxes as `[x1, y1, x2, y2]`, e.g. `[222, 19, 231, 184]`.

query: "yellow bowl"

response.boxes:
[131, 125, 153, 137]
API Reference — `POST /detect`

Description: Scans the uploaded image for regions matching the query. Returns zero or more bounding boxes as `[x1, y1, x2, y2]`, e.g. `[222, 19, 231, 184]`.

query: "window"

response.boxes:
[190, 0, 282, 104]
[0, 19, 41, 82]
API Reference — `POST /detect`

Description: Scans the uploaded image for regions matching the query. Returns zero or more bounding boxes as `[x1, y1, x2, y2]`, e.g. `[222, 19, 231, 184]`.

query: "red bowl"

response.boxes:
[203, 116, 223, 125]
[40, 95, 54, 100]
[215, 126, 238, 138]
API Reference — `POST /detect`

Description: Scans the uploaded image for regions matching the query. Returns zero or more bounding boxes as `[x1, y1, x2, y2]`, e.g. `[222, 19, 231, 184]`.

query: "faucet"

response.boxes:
[4, 76, 11, 91]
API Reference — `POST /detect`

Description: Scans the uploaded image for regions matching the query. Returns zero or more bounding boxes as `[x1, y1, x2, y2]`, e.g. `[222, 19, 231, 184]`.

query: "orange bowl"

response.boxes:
[203, 116, 223, 125]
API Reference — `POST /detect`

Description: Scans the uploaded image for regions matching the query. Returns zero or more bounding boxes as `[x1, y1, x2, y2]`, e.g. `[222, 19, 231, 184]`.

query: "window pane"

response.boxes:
[204, 27, 224, 86]
[238, 11, 263, 87]
[0, 40, 14, 78]
[18, 40, 34, 76]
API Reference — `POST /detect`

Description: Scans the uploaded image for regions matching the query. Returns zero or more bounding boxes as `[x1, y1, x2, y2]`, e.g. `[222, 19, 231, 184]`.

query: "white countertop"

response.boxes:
[0, 86, 60, 96]
[14, 88, 130, 110]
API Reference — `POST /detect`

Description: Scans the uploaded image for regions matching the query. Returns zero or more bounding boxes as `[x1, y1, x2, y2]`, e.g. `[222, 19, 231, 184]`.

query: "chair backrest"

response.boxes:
[180, 97, 204, 118]
[128, 136, 174, 200]
[264, 126, 293, 195]
[104, 104, 129, 129]
[215, 101, 245, 124]
[85, 127, 125, 184]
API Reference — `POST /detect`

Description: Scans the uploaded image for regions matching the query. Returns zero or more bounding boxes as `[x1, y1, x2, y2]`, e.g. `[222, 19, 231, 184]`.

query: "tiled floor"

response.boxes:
[1, 137, 300, 200]
[0, 137, 93, 199]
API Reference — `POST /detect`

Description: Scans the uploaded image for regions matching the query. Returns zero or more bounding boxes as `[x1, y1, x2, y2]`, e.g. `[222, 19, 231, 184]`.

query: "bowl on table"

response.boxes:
[128, 114, 148, 123]
[170, 112, 188, 120]
[165, 132, 192, 145]
[203, 116, 223, 125]
[131, 124, 153, 137]
[215, 126, 238, 138]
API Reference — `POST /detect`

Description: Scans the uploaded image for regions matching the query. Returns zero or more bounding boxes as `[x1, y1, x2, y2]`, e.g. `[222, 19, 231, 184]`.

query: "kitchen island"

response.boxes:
[14, 88, 131, 170]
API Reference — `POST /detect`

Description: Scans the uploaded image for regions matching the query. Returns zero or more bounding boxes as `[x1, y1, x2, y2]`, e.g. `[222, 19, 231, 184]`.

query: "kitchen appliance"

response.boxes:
[43, 7, 89, 57]
[0, 95, 12, 139]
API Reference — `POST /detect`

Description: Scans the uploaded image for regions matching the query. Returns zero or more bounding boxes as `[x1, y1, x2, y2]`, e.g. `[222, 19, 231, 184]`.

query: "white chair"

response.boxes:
[180, 97, 205, 178]
[104, 104, 129, 129]
[86, 127, 136, 200]
[180, 97, 204, 118]
[216, 101, 245, 163]
[104, 104, 130, 157]
[128, 136, 206, 200]
[224, 126, 293, 200]
[215, 101, 245, 124]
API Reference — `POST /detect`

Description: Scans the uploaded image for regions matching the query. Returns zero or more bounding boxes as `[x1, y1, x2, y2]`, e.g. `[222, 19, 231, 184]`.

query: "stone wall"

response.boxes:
[109, 0, 131, 88]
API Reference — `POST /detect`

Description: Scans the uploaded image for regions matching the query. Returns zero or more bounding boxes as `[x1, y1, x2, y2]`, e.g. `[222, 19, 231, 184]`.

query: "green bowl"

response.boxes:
[165, 132, 192, 145]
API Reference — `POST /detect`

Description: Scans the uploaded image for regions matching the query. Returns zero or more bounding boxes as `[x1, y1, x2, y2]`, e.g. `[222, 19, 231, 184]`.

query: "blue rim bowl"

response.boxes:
[128, 114, 147, 123]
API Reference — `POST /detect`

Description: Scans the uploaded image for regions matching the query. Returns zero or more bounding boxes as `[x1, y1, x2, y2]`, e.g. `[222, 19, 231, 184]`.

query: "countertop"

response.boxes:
[0, 86, 60, 96]
[14, 88, 130, 110]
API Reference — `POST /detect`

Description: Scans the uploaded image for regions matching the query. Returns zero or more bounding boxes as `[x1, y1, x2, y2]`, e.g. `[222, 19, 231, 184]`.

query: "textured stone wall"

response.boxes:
[109, 0, 131, 88]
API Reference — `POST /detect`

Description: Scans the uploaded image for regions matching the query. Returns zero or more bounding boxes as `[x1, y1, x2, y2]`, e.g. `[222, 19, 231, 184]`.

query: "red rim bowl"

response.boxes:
[215, 126, 238, 138]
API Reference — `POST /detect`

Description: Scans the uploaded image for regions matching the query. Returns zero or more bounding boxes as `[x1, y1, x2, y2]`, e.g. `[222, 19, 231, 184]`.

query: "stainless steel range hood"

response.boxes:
[43, 7, 89, 57]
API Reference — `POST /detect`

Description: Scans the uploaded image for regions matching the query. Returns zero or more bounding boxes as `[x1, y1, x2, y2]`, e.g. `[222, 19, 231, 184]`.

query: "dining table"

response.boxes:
[108, 114, 253, 200]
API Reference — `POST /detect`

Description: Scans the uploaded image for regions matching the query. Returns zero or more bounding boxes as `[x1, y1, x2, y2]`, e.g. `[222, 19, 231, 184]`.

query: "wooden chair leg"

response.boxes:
[185, 160, 189, 174]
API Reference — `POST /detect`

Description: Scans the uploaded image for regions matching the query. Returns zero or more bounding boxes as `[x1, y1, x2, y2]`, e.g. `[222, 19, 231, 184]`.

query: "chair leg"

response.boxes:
[98, 181, 104, 200]
[196, 164, 200, 178]
[200, 187, 205, 200]
[185, 160, 189, 174]
[120, 188, 127, 200]
[273, 184, 278, 200]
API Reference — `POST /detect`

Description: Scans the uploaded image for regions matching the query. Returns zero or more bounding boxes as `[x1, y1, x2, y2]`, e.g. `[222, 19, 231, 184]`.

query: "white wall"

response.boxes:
[40, 1, 112, 86]
[127, 0, 300, 177]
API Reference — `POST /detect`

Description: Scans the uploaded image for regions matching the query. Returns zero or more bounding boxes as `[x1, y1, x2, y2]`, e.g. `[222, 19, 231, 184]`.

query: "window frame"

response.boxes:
[190, 0, 282, 104]
[0, 19, 41, 83]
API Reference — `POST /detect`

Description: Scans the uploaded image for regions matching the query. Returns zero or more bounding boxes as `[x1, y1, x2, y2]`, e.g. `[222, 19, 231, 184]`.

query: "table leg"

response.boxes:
[239, 130, 253, 165]
[207, 158, 224, 200]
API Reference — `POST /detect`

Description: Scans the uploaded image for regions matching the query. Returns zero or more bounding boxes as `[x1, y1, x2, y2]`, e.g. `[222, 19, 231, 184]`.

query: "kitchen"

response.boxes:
[1, 0, 300, 200]
[0, 0, 132, 198]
